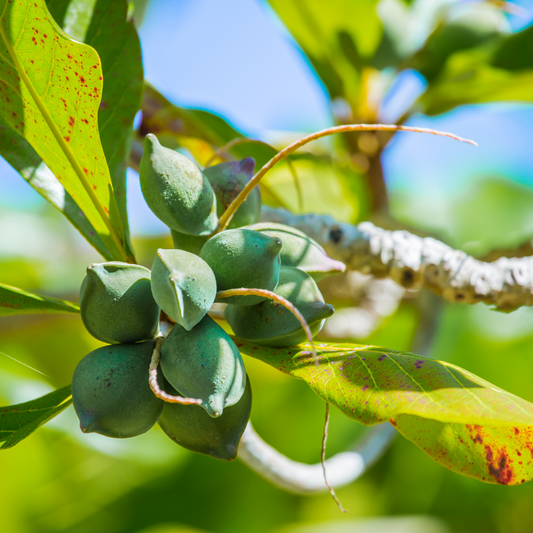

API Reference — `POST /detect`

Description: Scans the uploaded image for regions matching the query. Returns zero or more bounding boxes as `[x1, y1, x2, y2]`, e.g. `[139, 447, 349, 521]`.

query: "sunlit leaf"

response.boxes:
[48, 0, 144, 258]
[418, 24, 533, 115]
[238, 341, 533, 484]
[0, 385, 72, 449]
[0, 0, 129, 261]
[268, 0, 381, 101]
[0, 283, 79, 316]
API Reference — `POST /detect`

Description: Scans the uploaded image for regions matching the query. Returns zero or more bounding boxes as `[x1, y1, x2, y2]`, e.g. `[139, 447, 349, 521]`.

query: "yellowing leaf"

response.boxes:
[0, 0, 129, 261]
[238, 341, 533, 485]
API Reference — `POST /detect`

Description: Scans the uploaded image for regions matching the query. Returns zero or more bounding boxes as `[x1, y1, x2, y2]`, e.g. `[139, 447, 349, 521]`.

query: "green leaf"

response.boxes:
[267, 0, 381, 101]
[139, 83, 243, 148]
[0, 283, 79, 316]
[0, 385, 72, 449]
[238, 341, 533, 485]
[418, 25, 533, 115]
[0, 0, 129, 261]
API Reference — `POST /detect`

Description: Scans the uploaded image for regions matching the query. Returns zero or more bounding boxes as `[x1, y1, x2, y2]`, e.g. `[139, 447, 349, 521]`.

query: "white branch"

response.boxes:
[237, 422, 396, 494]
[261, 206, 533, 311]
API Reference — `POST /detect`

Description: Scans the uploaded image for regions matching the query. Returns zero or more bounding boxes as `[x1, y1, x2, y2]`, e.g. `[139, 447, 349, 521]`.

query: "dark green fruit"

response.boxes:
[246, 222, 345, 281]
[72, 341, 163, 438]
[160, 316, 246, 418]
[225, 267, 334, 346]
[80, 262, 160, 344]
[151, 249, 216, 331]
[158, 375, 252, 461]
[170, 229, 208, 256]
[140, 134, 218, 235]
[200, 228, 282, 305]
[204, 158, 261, 229]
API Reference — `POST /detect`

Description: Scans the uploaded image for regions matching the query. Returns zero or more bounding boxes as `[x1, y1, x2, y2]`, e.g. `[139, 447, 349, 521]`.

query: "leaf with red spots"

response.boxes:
[238, 341, 533, 485]
[47, 0, 144, 258]
[0, 385, 72, 449]
[0, 283, 79, 316]
[0, 0, 130, 262]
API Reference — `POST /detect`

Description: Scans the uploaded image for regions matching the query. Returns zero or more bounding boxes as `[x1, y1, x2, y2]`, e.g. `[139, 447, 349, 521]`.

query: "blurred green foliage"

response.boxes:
[3, 0, 533, 532]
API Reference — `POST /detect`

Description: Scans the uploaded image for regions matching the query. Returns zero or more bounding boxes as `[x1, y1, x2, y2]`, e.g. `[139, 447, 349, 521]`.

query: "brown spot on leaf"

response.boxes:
[485, 445, 514, 485]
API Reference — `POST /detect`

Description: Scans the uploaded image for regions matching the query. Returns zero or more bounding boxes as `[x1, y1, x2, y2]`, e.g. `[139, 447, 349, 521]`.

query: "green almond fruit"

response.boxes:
[72, 341, 163, 439]
[160, 316, 246, 418]
[158, 375, 252, 461]
[140, 134, 218, 235]
[151, 249, 217, 331]
[200, 228, 282, 306]
[225, 267, 334, 347]
[203, 158, 261, 229]
[80, 262, 160, 344]
[246, 222, 345, 281]
[170, 229, 208, 256]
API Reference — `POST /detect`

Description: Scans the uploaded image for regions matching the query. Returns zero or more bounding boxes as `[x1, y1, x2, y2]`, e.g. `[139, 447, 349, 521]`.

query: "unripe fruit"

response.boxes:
[170, 229, 208, 256]
[225, 267, 334, 346]
[140, 134, 218, 235]
[72, 341, 163, 438]
[200, 228, 282, 306]
[151, 249, 217, 331]
[203, 158, 261, 229]
[160, 316, 246, 418]
[80, 262, 160, 344]
[158, 375, 252, 461]
[246, 222, 345, 281]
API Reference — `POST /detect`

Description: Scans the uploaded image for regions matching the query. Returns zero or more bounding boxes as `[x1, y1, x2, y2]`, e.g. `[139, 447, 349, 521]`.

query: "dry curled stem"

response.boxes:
[216, 124, 477, 232]
[149, 335, 202, 405]
[215, 288, 319, 365]
[322, 403, 347, 512]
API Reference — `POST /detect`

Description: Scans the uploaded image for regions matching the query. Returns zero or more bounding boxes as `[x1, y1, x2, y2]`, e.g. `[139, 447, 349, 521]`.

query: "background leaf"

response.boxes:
[0, 0, 128, 261]
[0, 283, 79, 316]
[0, 385, 72, 449]
[238, 341, 533, 484]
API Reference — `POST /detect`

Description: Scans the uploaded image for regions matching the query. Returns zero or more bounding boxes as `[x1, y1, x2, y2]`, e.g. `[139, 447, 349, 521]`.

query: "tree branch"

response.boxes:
[261, 206, 533, 312]
[237, 422, 396, 494]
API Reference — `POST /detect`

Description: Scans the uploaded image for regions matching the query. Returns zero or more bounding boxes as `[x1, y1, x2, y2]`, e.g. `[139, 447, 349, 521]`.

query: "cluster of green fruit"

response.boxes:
[72, 134, 345, 461]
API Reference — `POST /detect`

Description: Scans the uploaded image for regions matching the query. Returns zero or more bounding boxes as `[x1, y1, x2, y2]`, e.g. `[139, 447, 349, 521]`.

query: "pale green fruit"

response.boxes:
[72, 341, 163, 439]
[140, 134, 218, 235]
[200, 228, 282, 305]
[203, 158, 261, 229]
[160, 316, 246, 418]
[80, 262, 160, 344]
[151, 249, 216, 331]
[225, 267, 334, 346]
[246, 222, 345, 281]
[158, 375, 252, 461]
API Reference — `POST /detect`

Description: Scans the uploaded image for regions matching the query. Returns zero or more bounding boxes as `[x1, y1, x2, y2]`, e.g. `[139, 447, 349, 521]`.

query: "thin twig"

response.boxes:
[322, 403, 347, 512]
[149, 335, 202, 405]
[216, 124, 477, 232]
[215, 288, 319, 365]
